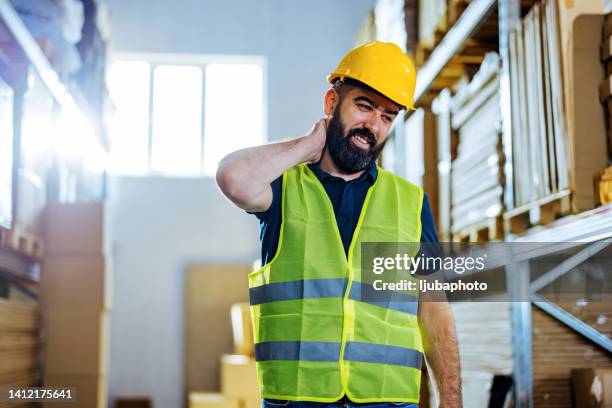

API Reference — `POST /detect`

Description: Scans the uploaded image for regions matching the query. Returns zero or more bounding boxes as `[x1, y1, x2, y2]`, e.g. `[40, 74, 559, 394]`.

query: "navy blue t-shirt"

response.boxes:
[250, 162, 442, 273]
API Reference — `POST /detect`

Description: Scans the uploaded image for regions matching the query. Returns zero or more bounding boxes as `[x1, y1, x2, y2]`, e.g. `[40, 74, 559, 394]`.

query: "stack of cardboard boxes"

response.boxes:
[41, 203, 111, 408]
[190, 303, 260, 408]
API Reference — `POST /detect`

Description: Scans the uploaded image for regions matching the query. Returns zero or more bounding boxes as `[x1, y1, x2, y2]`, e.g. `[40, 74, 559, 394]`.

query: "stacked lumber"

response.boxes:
[508, 1, 569, 209]
[414, 1, 545, 95]
[41, 202, 111, 408]
[506, 0, 609, 233]
[448, 53, 504, 242]
[0, 298, 40, 392]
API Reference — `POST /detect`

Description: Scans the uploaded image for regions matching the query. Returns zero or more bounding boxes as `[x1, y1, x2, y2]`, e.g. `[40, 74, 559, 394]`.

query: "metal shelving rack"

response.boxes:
[0, 0, 105, 288]
[0, 0, 47, 294]
[508, 205, 612, 406]
[413, 0, 611, 406]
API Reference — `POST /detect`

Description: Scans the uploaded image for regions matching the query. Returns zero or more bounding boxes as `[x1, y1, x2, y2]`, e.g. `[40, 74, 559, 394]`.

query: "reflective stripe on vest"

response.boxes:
[250, 279, 418, 316]
[248, 164, 424, 403]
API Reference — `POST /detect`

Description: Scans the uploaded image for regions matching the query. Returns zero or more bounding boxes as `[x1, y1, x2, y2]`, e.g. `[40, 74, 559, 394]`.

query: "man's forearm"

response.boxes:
[216, 119, 326, 211]
[418, 300, 462, 407]
[218, 137, 311, 191]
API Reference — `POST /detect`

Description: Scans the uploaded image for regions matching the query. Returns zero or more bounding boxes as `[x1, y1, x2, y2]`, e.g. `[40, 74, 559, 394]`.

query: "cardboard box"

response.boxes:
[40, 256, 112, 310]
[231, 303, 253, 356]
[572, 368, 612, 408]
[557, 2, 608, 210]
[0, 349, 38, 376]
[221, 355, 259, 398]
[0, 298, 38, 332]
[44, 202, 110, 256]
[0, 368, 37, 386]
[241, 397, 262, 408]
[595, 166, 612, 204]
[0, 332, 38, 352]
[189, 392, 239, 408]
[44, 374, 107, 408]
[44, 310, 109, 375]
[186, 265, 251, 391]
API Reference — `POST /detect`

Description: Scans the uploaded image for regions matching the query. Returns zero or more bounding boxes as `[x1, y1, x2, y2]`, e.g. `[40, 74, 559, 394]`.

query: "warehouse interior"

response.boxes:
[0, 0, 611, 407]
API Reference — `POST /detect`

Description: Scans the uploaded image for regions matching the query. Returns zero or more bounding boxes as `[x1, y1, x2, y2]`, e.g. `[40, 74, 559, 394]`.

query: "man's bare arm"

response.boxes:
[418, 293, 462, 407]
[216, 119, 327, 212]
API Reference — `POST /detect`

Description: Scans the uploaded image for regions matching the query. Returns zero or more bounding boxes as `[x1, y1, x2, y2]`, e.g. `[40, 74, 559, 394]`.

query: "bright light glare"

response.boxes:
[0, 80, 13, 228]
[151, 65, 203, 174]
[53, 103, 98, 161]
[107, 61, 151, 174]
[203, 64, 264, 176]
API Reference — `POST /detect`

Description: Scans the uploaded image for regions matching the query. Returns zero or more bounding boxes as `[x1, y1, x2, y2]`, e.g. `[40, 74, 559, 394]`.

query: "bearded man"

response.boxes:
[217, 41, 461, 408]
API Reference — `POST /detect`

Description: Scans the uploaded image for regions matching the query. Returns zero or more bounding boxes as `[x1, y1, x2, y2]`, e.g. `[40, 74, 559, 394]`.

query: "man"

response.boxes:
[217, 41, 461, 408]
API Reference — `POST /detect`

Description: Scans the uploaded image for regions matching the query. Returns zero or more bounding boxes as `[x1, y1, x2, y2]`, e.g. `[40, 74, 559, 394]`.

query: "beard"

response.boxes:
[325, 107, 387, 173]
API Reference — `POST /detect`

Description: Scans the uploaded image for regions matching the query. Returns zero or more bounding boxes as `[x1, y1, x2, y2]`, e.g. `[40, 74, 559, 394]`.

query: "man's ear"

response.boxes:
[324, 88, 340, 118]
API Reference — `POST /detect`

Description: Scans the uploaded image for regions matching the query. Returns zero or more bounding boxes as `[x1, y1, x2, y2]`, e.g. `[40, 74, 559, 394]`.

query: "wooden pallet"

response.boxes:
[503, 190, 572, 234]
[448, 0, 470, 27]
[452, 216, 504, 243]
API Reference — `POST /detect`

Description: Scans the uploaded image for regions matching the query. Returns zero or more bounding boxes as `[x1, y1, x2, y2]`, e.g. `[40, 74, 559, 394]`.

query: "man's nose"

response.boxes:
[363, 114, 380, 140]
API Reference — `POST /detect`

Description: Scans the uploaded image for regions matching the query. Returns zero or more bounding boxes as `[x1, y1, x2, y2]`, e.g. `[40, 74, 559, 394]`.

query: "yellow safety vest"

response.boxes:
[249, 163, 424, 403]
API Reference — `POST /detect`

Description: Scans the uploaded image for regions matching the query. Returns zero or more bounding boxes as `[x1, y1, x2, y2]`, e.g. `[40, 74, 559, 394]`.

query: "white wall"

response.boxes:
[107, 176, 257, 407]
[105, 1, 376, 407]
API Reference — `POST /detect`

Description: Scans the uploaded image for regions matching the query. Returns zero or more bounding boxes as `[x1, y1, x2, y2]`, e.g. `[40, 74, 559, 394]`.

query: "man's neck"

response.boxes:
[318, 148, 365, 181]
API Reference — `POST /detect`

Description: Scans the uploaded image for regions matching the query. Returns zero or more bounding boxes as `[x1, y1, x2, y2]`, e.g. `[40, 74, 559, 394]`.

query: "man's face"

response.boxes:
[326, 86, 401, 173]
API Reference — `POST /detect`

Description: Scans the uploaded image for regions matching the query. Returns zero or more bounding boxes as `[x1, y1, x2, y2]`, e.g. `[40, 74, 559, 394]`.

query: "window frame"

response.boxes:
[108, 52, 268, 177]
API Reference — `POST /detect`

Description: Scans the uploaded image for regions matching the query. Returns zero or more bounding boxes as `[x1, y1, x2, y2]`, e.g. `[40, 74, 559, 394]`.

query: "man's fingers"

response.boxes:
[317, 117, 329, 132]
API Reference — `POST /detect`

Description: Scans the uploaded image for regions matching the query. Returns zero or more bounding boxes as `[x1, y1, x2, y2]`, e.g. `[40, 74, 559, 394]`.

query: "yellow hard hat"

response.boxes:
[327, 40, 417, 110]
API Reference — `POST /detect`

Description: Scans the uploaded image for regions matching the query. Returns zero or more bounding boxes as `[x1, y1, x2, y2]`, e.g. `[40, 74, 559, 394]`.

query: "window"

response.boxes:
[203, 64, 264, 176]
[107, 61, 151, 174]
[106, 55, 266, 176]
[151, 65, 202, 173]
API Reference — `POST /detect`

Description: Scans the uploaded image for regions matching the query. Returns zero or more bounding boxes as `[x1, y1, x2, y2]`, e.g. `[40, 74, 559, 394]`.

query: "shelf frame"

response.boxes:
[413, 0, 497, 102]
[408, 0, 612, 404]
[507, 259, 533, 407]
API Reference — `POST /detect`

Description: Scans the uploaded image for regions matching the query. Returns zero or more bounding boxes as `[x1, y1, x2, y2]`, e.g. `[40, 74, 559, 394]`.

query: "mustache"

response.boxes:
[347, 128, 376, 146]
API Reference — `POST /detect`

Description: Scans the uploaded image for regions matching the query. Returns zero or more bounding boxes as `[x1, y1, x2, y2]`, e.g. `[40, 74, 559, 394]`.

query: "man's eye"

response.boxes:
[382, 116, 393, 123]
[357, 103, 372, 111]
